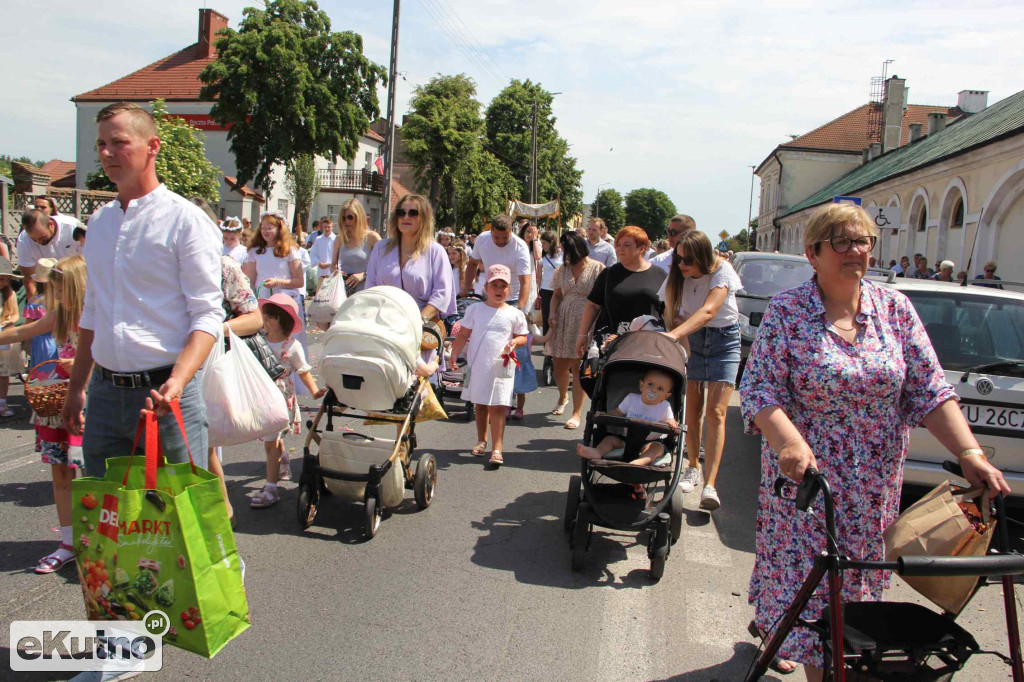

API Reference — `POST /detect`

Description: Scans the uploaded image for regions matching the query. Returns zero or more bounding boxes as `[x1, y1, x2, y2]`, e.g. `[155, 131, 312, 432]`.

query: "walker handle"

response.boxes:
[772, 467, 823, 512]
[898, 554, 1024, 577]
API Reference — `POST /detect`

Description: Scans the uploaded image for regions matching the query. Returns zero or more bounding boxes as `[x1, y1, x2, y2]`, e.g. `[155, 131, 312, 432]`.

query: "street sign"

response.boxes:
[865, 205, 900, 229]
[718, 230, 730, 240]
[833, 196, 862, 206]
[717, 241, 730, 251]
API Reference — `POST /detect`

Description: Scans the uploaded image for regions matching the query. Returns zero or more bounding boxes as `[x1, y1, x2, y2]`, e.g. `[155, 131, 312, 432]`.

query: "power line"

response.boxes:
[422, 0, 505, 85]
[415, 0, 505, 89]
[433, 0, 509, 83]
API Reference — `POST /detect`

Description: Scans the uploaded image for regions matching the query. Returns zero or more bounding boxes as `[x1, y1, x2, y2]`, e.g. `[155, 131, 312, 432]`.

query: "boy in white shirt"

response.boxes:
[576, 368, 677, 466]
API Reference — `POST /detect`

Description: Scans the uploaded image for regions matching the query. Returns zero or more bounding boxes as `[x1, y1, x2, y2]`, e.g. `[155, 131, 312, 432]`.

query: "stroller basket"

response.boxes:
[318, 431, 405, 507]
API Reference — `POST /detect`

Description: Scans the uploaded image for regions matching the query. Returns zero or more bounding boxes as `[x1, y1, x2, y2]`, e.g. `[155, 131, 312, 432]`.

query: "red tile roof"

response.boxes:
[224, 175, 265, 202]
[365, 129, 385, 143]
[39, 160, 76, 188]
[782, 103, 956, 153]
[73, 44, 214, 102]
[389, 178, 413, 213]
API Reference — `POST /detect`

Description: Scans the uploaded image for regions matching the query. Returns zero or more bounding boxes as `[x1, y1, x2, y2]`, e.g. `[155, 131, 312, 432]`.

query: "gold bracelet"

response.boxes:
[955, 447, 986, 460]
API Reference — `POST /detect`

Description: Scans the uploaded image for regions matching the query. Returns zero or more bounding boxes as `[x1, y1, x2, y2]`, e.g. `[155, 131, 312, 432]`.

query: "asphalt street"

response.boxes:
[2, 338, 1023, 681]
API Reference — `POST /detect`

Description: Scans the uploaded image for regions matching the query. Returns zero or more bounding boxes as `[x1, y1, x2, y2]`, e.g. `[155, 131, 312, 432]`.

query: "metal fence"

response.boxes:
[317, 168, 385, 194]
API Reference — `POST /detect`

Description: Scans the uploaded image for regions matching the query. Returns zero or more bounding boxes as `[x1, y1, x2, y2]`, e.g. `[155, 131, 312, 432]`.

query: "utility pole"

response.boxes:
[747, 165, 756, 251]
[530, 101, 538, 203]
[379, 0, 400, 233]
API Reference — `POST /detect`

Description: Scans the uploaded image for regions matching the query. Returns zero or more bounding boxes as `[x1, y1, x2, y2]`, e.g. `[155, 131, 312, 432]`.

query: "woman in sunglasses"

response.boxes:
[662, 230, 743, 512]
[365, 193, 456, 345]
[331, 198, 379, 294]
[738, 203, 1008, 679]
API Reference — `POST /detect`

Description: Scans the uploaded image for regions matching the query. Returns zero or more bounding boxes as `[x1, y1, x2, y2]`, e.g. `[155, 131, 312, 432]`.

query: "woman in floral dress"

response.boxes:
[739, 203, 1008, 679]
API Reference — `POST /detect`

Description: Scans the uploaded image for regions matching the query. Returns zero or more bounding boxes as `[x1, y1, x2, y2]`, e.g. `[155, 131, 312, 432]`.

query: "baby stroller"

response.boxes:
[437, 293, 483, 421]
[298, 286, 442, 539]
[564, 331, 688, 580]
[745, 461, 1024, 681]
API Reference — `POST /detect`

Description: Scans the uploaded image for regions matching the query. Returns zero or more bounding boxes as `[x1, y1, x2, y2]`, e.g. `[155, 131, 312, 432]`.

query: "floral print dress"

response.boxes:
[35, 332, 81, 468]
[739, 278, 957, 667]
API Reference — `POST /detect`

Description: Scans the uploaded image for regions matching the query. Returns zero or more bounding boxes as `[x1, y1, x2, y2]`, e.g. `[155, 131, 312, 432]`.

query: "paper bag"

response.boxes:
[883, 480, 995, 614]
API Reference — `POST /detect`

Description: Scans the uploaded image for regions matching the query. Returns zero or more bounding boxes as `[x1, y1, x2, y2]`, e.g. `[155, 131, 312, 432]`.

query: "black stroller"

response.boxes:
[564, 331, 688, 580]
[745, 462, 1024, 681]
[437, 293, 483, 420]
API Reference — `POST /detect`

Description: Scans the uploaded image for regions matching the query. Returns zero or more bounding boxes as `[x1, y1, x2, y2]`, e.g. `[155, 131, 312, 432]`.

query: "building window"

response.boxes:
[327, 204, 343, 221]
[915, 206, 926, 231]
[951, 197, 964, 228]
[278, 199, 288, 212]
[365, 152, 373, 170]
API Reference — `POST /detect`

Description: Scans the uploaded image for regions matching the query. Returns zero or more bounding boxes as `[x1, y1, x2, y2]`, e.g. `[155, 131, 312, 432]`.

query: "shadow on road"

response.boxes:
[0, 646, 67, 680]
[655, 641, 786, 681]
[0, 480, 55, 508]
[0, 539, 80, 584]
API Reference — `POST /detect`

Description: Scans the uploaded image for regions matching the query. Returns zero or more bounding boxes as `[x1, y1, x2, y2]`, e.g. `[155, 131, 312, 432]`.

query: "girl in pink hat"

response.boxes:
[250, 293, 326, 508]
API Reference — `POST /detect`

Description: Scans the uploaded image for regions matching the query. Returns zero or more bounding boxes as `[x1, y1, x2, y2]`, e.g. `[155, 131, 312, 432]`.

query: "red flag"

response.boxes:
[375, 157, 384, 174]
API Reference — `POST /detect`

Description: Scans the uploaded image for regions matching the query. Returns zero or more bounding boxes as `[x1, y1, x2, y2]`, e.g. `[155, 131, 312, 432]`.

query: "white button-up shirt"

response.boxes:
[80, 185, 223, 372]
[309, 231, 336, 277]
[17, 213, 82, 267]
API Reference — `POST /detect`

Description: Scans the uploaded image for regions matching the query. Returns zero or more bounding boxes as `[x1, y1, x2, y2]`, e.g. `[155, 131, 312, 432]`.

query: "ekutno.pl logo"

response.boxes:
[10, 611, 167, 672]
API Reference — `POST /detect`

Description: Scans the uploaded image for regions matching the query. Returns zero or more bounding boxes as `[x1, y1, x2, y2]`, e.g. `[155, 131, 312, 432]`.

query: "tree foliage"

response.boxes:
[403, 74, 483, 220]
[0, 155, 45, 180]
[624, 188, 676, 240]
[285, 154, 319, 230]
[453, 149, 519, 233]
[86, 99, 221, 201]
[198, 0, 386, 192]
[484, 79, 583, 220]
[726, 229, 750, 253]
[592, 188, 625, 234]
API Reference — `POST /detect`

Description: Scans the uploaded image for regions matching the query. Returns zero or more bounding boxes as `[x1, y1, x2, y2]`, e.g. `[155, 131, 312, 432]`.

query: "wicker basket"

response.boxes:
[26, 360, 69, 418]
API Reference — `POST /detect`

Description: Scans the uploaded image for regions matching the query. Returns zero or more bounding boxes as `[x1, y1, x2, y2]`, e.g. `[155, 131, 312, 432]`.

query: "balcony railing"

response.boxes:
[318, 168, 385, 193]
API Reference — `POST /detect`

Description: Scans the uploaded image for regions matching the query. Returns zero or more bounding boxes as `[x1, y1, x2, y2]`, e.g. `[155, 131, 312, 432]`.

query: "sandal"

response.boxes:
[34, 543, 75, 574]
[250, 485, 280, 508]
[564, 417, 580, 430]
[489, 450, 504, 466]
[471, 441, 488, 456]
[279, 451, 291, 481]
[551, 398, 569, 416]
[747, 621, 797, 675]
[511, 408, 524, 420]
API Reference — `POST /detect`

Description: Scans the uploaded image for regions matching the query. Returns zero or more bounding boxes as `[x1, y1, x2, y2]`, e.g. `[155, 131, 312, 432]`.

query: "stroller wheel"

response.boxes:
[364, 495, 382, 539]
[564, 475, 582, 532]
[414, 453, 437, 509]
[571, 503, 590, 571]
[648, 515, 670, 581]
[297, 482, 319, 529]
[669, 485, 684, 544]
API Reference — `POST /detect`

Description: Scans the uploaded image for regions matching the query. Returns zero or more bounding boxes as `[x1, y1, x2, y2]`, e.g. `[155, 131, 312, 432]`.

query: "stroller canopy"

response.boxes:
[604, 331, 688, 382]
[326, 286, 423, 371]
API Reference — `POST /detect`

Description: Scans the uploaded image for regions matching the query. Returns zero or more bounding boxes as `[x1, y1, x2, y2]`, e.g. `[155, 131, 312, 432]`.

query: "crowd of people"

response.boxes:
[885, 252, 1004, 287]
[5, 101, 1012, 682]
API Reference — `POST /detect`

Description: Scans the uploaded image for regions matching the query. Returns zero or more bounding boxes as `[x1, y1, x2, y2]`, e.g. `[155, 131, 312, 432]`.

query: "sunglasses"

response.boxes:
[666, 229, 683, 238]
[343, 214, 356, 220]
[677, 254, 696, 266]
[396, 208, 420, 218]
[820, 235, 877, 254]
[985, 268, 996, 273]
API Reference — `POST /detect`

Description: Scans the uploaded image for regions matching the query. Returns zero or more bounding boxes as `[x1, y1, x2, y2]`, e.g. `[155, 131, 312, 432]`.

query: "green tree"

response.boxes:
[198, 0, 387, 192]
[484, 79, 583, 221]
[624, 188, 676, 239]
[592, 188, 625, 234]
[453, 149, 519, 234]
[402, 74, 484, 221]
[284, 154, 319, 230]
[86, 99, 221, 201]
[727, 229, 750, 253]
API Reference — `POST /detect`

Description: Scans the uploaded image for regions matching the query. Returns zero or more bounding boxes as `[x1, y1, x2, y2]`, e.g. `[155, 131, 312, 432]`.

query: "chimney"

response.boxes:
[882, 76, 907, 153]
[927, 112, 948, 136]
[957, 89, 989, 114]
[197, 9, 229, 59]
[909, 123, 923, 143]
[867, 142, 882, 161]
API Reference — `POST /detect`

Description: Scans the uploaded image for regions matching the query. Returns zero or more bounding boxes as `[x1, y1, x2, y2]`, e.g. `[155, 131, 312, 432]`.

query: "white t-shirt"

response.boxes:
[649, 248, 674, 273]
[16, 216, 82, 268]
[244, 246, 303, 297]
[540, 251, 563, 291]
[267, 337, 311, 374]
[677, 261, 742, 327]
[470, 231, 533, 299]
[309, 232, 337, 277]
[617, 393, 675, 440]
[223, 243, 248, 263]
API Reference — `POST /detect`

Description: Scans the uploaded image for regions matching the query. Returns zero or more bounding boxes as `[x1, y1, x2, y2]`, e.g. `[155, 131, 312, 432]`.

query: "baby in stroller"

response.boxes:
[576, 367, 677, 467]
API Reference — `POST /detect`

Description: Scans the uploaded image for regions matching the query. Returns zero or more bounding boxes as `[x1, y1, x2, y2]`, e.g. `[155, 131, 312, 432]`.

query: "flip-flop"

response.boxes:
[34, 544, 75, 574]
[489, 450, 503, 466]
[551, 398, 569, 416]
[471, 441, 488, 456]
[564, 417, 580, 430]
[747, 621, 797, 675]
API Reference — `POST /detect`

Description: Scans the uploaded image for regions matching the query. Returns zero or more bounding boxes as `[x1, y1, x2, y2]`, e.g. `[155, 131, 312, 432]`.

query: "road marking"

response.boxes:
[0, 449, 40, 475]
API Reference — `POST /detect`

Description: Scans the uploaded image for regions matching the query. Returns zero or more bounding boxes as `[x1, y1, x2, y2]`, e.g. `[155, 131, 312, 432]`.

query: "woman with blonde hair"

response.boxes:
[331, 197, 380, 294]
[662, 230, 743, 511]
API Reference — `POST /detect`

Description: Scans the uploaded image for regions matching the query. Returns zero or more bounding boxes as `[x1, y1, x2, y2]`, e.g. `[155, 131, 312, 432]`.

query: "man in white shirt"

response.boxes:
[309, 223, 337, 287]
[586, 218, 618, 267]
[18, 209, 83, 297]
[463, 214, 532, 311]
[62, 102, 222, 477]
[650, 214, 697, 272]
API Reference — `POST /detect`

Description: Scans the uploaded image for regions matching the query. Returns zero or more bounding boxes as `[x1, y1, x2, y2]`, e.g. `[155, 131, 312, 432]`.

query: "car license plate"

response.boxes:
[961, 404, 1024, 432]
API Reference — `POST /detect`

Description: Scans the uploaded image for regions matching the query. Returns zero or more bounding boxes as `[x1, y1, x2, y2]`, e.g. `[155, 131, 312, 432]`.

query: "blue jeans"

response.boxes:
[82, 369, 209, 478]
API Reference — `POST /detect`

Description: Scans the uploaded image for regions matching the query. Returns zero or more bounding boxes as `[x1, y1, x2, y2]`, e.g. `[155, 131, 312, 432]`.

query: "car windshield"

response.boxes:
[737, 259, 814, 297]
[904, 290, 1024, 374]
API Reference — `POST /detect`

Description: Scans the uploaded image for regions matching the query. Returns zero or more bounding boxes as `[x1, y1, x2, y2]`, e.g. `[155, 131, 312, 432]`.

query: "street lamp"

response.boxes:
[595, 182, 610, 218]
[746, 165, 756, 251]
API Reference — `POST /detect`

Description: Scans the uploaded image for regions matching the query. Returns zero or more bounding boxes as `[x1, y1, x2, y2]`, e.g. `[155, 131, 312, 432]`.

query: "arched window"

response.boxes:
[916, 207, 926, 232]
[951, 196, 964, 228]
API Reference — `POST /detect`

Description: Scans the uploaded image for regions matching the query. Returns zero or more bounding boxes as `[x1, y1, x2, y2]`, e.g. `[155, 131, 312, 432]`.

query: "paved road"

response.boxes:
[1, 342, 1022, 680]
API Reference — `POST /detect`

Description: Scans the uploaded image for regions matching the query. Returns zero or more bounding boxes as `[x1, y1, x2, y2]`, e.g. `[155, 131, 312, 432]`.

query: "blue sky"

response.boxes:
[2, 0, 1022, 235]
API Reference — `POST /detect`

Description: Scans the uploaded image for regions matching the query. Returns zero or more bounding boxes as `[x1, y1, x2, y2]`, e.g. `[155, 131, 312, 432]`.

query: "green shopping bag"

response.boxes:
[71, 401, 250, 658]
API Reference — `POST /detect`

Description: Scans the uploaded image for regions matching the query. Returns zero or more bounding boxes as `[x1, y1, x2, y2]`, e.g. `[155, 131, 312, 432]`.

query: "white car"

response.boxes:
[869, 276, 1024, 496]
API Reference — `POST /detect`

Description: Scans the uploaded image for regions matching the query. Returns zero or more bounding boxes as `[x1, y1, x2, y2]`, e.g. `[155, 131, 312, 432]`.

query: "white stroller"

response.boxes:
[297, 286, 440, 539]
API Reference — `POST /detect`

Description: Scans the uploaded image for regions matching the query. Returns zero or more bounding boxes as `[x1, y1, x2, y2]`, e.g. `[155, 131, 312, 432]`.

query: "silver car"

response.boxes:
[734, 252, 814, 368]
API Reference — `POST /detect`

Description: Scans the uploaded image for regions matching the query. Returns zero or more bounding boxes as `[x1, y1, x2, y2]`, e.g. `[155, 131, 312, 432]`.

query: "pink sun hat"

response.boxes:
[258, 293, 303, 334]
[485, 264, 511, 284]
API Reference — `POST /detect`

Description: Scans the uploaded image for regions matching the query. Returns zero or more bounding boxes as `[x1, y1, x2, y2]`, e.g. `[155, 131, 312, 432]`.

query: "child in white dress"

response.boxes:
[449, 265, 528, 467]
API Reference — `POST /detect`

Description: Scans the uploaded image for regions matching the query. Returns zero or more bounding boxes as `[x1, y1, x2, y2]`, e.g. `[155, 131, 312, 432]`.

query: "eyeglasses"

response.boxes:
[666, 229, 683, 238]
[821, 235, 877, 254]
[985, 268, 996, 273]
[343, 214, 356, 220]
[395, 208, 420, 218]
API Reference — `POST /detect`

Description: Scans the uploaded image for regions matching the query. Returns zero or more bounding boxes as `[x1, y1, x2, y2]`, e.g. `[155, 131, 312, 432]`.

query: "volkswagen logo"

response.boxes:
[976, 378, 994, 396]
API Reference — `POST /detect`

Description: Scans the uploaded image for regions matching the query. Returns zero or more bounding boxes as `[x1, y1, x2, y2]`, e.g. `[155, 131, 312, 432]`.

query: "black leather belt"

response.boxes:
[98, 365, 174, 389]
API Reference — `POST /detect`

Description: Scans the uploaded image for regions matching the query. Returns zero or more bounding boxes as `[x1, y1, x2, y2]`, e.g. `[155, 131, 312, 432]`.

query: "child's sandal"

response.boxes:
[471, 441, 488, 456]
[489, 450, 503, 466]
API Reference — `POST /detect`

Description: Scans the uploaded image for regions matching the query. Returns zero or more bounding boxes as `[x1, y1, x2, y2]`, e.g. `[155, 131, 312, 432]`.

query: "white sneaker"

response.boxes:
[699, 485, 721, 511]
[679, 466, 702, 493]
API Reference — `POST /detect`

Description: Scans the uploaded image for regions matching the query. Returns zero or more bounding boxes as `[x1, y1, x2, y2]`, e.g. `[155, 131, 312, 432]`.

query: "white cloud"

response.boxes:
[2, 0, 1022, 235]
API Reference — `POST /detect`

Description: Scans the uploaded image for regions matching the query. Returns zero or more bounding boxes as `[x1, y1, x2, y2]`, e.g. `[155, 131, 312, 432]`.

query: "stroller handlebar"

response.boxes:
[898, 554, 1024, 577]
[593, 413, 682, 436]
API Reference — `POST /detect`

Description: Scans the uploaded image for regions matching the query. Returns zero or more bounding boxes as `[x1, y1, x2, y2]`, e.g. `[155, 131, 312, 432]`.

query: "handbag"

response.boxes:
[883, 480, 995, 614]
[72, 402, 250, 657]
[239, 332, 286, 381]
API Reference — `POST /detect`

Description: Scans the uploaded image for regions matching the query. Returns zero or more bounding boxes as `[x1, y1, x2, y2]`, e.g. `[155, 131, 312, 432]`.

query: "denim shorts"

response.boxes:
[686, 324, 741, 384]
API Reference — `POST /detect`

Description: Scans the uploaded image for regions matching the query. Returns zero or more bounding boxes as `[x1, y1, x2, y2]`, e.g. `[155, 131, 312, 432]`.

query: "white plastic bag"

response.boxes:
[307, 272, 347, 325]
[203, 328, 290, 447]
